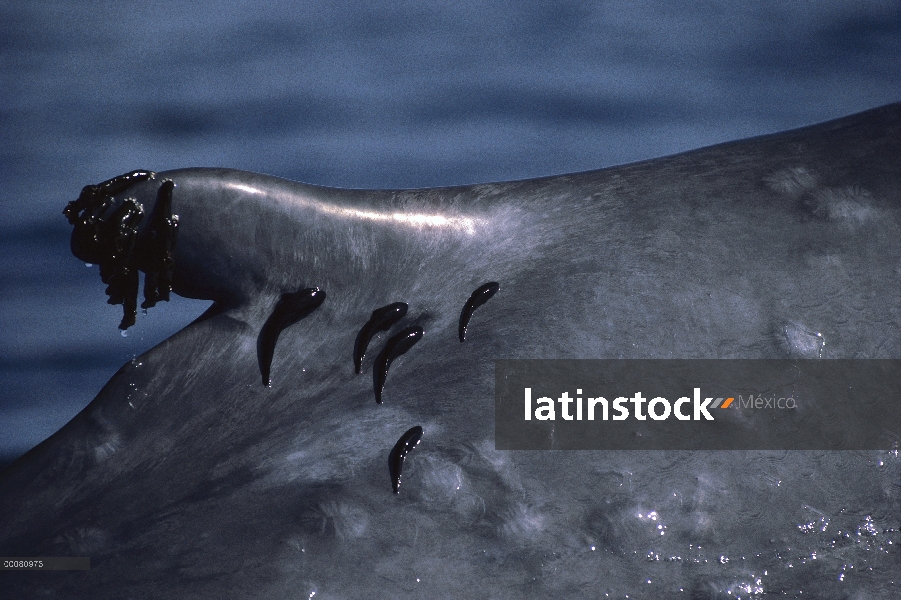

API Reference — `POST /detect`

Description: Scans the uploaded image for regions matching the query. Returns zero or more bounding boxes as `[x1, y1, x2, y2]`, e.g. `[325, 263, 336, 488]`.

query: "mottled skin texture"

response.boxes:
[1, 104, 899, 598]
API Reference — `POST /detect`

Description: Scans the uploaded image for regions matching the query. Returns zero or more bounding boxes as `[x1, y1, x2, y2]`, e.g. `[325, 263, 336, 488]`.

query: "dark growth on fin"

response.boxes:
[66, 171, 155, 330]
[389, 425, 423, 494]
[373, 326, 423, 404]
[458, 281, 499, 342]
[353, 302, 408, 374]
[64, 170, 186, 330]
[257, 287, 326, 387]
[98, 199, 145, 330]
[139, 181, 179, 310]
[64, 170, 154, 226]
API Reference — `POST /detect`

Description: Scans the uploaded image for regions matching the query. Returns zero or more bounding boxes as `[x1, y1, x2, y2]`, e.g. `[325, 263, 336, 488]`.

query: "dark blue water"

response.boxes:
[1, 0, 898, 475]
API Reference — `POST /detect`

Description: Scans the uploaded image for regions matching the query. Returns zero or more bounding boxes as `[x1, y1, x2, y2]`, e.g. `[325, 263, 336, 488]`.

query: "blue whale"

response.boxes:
[1, 104, 899, 598]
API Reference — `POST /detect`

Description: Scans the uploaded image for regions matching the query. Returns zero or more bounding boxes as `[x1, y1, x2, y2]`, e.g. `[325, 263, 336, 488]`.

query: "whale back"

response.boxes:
[1, 103, 899, 598]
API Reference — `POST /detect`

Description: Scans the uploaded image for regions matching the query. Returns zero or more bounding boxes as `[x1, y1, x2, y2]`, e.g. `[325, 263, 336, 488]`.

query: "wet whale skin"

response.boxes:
[1, 104, 899, 598]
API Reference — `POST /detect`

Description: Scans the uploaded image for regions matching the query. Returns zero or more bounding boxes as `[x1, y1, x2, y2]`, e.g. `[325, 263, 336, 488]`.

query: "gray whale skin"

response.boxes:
[1, 104, 900, 599]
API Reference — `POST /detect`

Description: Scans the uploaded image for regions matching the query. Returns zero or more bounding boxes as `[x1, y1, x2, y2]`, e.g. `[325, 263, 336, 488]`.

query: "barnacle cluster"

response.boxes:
[63, 170, 179, 330]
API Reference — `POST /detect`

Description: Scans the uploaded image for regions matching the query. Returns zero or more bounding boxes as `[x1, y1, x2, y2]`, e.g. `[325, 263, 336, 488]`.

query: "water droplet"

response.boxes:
[120, 330, 128, 337]
[85, 263, 93, 267]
